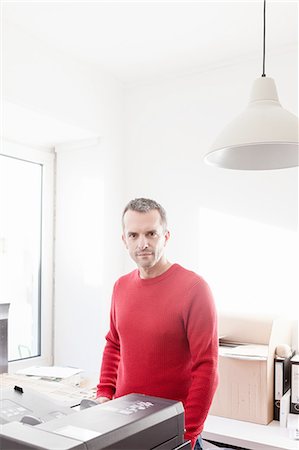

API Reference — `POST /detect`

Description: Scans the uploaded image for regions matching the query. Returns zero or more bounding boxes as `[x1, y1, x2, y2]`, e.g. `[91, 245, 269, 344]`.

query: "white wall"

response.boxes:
[3, 22, 126, 378]
[54, 141, 124, 378]
[123, 49, 298, 322]
[4, 19, 298, 372]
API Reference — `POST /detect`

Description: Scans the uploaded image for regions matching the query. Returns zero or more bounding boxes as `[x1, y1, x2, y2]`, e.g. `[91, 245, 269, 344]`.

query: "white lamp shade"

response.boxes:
[204, 77, 299, 170]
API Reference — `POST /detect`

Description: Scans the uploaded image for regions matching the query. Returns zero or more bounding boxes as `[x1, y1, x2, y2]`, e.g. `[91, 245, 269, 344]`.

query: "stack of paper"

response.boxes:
[16, 366, 83, 387]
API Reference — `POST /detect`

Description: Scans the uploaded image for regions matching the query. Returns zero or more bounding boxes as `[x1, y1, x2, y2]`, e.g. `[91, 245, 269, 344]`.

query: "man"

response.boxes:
[96, 198, 218, 449]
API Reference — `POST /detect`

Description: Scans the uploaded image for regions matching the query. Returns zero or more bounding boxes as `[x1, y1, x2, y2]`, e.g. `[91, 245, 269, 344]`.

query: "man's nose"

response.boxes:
[137, 237, 149, 249]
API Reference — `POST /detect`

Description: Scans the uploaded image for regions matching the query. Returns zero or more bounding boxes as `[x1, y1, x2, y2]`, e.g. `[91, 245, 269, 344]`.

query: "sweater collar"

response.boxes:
[134, 263, 180, 285]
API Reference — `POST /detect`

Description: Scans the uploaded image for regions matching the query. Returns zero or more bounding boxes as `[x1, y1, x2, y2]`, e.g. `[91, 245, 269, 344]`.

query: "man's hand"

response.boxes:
[96, 396, 111, 404]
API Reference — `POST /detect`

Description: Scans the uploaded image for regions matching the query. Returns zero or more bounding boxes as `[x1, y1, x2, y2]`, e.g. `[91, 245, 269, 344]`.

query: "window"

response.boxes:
[0, 140, 54, 369]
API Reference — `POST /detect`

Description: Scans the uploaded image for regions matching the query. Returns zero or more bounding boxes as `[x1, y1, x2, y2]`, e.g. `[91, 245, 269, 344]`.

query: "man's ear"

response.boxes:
[122, 234, 128, 249]
[164, 230, 170, 246]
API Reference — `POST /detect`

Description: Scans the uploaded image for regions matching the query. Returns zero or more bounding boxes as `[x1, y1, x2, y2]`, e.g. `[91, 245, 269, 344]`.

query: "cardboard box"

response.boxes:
[210, 313, 292, 424]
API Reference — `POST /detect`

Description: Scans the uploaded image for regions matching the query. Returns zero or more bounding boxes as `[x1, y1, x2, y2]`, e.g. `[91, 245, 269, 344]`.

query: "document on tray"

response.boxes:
[16, 365, 83, 379]
[219, 343, 268, 360]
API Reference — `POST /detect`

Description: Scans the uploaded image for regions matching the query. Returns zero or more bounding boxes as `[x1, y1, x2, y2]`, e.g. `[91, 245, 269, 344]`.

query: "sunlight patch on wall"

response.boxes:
[198, 208, 298, 318]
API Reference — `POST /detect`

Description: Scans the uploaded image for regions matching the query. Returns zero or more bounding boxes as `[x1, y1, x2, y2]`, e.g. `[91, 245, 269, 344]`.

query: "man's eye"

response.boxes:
[149, 232, 157, 237]
[128, 233, 136, 239]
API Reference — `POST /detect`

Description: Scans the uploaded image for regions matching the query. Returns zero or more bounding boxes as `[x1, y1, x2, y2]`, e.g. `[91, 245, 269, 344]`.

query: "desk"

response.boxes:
[203, 415, 299, 450]
[0, 373, 96, 406]
[2, 375, 298, 450]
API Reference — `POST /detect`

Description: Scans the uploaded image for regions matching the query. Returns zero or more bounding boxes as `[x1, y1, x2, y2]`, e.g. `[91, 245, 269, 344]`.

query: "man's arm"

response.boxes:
[183, 279, 218, 448]
[95, 396, 110, 404]
[96, 332, 120, 398]
[96, 288, 120, 399]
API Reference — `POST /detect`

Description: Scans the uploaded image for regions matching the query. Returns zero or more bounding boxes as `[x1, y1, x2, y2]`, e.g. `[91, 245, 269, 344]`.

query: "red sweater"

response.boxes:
[97, 264, 218, 447]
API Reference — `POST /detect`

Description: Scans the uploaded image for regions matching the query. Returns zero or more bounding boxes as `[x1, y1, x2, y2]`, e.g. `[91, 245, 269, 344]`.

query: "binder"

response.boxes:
[274, 352, 294, 420]
[290, 354, 299, 414]
[280, 389, 291, 427]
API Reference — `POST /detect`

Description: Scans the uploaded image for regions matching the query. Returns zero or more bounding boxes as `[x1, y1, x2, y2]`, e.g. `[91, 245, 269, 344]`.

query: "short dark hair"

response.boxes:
[122, 198, 167, 230]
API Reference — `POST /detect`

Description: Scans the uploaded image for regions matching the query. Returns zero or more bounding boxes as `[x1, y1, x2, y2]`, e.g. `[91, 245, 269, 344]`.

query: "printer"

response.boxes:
[0, 303, 10, 374]
[0, 387, 190, 450]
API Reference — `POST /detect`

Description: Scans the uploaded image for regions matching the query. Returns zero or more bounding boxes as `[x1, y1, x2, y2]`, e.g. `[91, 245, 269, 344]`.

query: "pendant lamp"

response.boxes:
[204, 0, 299, 170]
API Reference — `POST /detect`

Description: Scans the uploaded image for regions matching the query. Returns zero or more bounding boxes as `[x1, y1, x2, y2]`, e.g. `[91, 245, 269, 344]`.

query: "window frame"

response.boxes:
[1, 139, 54, 371]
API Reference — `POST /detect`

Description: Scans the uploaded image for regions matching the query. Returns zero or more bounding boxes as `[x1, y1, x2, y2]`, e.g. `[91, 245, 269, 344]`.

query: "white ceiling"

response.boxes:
[3, 1, 298, 84]
[3, 102, 100, 150]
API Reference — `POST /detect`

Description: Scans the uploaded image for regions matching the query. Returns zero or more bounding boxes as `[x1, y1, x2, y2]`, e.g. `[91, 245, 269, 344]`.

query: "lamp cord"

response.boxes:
[262, 0, 266, 77]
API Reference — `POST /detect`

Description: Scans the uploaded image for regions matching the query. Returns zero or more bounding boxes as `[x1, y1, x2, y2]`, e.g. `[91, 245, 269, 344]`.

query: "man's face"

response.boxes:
[122, 209, 170, 270]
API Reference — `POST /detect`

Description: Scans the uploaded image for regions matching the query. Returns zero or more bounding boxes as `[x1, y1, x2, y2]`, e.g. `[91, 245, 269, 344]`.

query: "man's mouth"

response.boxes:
[136, 252, 152, 256]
